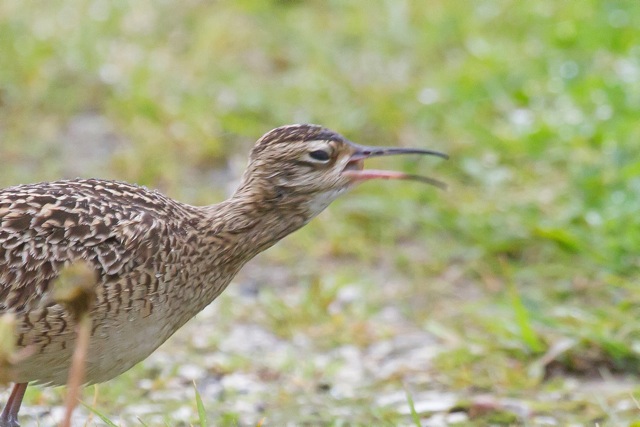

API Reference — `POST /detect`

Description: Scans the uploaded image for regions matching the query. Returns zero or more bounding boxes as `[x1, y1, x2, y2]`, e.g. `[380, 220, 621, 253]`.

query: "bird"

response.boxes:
[0, 124, 447, 426]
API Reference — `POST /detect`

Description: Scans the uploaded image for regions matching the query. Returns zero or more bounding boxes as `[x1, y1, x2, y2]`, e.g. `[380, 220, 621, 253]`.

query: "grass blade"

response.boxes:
[404, 387, 421, 427]
[80, 401, 119, 427]
[194, 380, 207, 426]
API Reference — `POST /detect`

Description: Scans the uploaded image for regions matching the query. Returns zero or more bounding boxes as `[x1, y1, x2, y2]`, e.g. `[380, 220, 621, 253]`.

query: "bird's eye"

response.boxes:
[309, 150, 331, 162]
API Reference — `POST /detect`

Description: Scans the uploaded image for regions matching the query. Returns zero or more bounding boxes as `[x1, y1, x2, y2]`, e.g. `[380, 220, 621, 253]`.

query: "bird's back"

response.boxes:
[0, 179, 216, 385]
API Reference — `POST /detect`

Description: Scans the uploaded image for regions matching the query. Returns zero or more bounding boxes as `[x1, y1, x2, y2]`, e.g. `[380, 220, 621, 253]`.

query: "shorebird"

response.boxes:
[0, 124, 447, 426]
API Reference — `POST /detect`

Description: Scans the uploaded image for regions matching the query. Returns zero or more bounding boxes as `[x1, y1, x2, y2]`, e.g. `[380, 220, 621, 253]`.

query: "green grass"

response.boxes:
[194, 381, 207, 427]
[2, 0, 640, 424]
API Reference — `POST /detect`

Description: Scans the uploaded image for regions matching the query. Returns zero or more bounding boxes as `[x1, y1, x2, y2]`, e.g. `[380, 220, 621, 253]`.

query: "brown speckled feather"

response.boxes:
[1, 179, 191, 311]
[0, 179, 217, 384]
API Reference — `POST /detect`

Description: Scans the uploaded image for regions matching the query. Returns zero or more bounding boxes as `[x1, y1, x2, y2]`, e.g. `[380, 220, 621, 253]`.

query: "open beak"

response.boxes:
[342, 142, 449, 189]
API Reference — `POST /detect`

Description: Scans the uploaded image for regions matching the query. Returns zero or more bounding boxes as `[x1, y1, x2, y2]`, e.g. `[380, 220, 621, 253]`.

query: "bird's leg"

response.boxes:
[0, 383, 27, 427]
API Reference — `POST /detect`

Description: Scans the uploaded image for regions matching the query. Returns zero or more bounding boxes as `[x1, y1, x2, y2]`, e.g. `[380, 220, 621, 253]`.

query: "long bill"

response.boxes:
[342, 143, 449, 190]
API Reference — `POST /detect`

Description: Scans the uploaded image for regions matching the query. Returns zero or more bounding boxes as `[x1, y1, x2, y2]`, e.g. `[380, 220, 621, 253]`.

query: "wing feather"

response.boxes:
[0, 179, 181, 313]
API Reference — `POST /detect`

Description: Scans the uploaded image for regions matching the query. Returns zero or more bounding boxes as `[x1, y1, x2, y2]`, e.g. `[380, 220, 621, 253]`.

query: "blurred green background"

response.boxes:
[2, 0, 640, 425]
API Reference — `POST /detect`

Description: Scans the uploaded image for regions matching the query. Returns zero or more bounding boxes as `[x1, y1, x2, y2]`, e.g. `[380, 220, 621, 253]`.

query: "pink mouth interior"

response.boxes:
[342, 169, 413, 181]
[343, 159, 409, 181]
[342, 158, 447, 189]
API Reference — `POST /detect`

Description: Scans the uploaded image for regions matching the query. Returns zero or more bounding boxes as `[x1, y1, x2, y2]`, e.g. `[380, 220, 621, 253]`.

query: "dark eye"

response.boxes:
[309, 150, 331, 162]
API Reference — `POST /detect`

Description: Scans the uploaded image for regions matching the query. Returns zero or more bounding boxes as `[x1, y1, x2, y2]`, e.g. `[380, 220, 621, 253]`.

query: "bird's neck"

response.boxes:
[168, 185, 316, 325]
[199, 187, 311, 268]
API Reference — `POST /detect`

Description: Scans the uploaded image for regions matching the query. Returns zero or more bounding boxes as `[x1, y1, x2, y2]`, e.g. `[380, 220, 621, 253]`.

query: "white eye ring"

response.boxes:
[307, 149, 331, 163]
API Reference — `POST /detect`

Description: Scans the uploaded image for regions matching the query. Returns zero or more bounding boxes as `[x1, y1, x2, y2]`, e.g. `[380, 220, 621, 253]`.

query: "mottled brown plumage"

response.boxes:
[0, 124, 447, 426]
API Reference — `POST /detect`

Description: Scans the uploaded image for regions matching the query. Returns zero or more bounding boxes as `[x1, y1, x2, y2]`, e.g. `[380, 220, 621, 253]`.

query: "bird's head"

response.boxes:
[235, 124, 448, 216]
